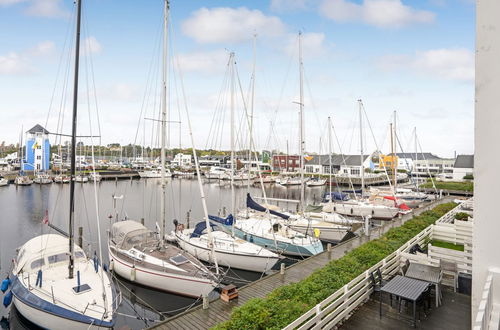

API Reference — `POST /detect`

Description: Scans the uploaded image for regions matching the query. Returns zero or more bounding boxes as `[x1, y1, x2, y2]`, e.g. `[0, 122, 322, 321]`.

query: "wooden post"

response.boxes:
[78, 227, 83, 248]
[223, 206, 226, 217]
[141, 218, 145, 225]
[186, 210, 191, 229]
[280, 263, 285, 275]
[202, 295, 209, 310]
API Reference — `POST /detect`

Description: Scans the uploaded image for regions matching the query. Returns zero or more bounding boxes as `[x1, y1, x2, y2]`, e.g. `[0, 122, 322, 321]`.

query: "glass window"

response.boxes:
[48, 253, 69, 264]
[31, 258, 45, 270]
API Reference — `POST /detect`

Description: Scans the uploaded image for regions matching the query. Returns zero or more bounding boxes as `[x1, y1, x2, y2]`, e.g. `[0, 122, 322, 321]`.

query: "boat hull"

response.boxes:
[176, 236, 279, 273]
[109, 248, 215, 298]
[287, 224, 350, 243]
[323, 202, 399, 220]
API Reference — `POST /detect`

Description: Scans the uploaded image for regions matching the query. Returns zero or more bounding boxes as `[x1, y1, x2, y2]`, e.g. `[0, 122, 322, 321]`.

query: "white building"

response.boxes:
[452, 155, 474, 181]
[473, 1, 500, 327]
[391, 152, 454, 175]
[172, 153, 192, 168]
[304, 153, 375, 176]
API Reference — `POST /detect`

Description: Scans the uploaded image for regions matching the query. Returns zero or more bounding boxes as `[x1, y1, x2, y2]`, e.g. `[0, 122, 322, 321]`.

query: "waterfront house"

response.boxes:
[452, 155, 474, 180]
[22, 124, 50, 172]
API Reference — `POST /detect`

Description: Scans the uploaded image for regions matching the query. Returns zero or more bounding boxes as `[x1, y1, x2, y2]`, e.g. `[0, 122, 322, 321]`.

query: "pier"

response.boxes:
[149, 197, 454, 330]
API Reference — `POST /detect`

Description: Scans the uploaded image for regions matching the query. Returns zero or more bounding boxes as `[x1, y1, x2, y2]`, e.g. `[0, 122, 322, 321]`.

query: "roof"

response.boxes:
[391, 152, 442, 160]
[27, 124, 49, 134]
[454, 155, 474, 168]
[304, 154, 370, 166]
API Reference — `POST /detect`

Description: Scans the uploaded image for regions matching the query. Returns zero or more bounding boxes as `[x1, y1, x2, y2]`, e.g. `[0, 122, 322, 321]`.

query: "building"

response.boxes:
[302, 153, 375, 176]
[272, 155, 300, 172]
[452, 155, 474, 181]
[22, 124, 50, 172]
[386, 152, 454, 176]
[172, 153, 193, 168]
[378, 154, 398, 172]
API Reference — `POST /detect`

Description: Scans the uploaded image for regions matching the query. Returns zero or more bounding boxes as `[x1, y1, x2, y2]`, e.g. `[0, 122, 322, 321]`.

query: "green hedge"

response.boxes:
[431, 239, 464, 252]
[420, 179, 473, 192]
[454, 212, 470, 221]
[213, 202, 457, 330]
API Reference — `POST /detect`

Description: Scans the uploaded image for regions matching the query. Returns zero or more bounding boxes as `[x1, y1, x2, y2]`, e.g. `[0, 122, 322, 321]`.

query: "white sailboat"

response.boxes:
[9, 1, 117, 327]
[33, 173, 52, 184]
[174, 52, 280, 273]
[138, 166, 172, 178]
[108, 0, 218, 298]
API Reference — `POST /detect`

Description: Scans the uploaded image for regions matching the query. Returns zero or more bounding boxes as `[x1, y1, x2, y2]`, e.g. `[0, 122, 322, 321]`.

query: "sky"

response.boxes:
[0, 0, 474, 158]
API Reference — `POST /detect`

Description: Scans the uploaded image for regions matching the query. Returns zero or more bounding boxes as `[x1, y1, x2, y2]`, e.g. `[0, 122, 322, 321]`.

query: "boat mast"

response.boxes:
[414, 127, 418, 191]
[393, 111, 397, 191]
[68, 0, 82, 279]
[246, 34, 256, 194]
[229, 52, 235, 235]
[160, 0, 169, 244]
[358, 99, 364, 197]
[299, 32, 305, 213]
[328, 117, 332, 200]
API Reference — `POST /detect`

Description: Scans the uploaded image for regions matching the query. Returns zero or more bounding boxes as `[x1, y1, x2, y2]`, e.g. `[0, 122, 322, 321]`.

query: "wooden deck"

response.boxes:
[339, 288, 471, 330]
[150, 197, 455, 330]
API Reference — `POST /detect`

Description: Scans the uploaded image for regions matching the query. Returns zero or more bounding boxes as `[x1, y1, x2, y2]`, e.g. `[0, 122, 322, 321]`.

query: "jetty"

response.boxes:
[149, 197, 454, 330]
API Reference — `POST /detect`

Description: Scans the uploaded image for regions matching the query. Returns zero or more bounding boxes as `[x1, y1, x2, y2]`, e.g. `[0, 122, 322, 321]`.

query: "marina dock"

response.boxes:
[150, 197, 454, 330]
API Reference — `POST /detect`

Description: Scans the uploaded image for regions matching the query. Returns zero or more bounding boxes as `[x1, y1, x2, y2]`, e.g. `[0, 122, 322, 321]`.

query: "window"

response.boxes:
[30, 258, 45, 270]
[48, 253, 70, 264]
[36, 156, 41, 160]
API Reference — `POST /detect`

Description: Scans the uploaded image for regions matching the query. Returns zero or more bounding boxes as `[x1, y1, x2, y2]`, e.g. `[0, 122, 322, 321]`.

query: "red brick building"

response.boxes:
[272, 155, 301, 172]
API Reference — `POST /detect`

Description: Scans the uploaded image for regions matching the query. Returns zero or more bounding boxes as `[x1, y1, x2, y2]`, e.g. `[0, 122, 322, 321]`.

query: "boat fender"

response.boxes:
[93, 252, 99, 273]
[1, 277, 10, 293]
[2, 291, 12, 307]
[35, 270, 42, 288]
[249, 235, 254, 243]
[131, 266, 136, 281]
[109, 259, 114, 272]
[103, 263, 108, 272]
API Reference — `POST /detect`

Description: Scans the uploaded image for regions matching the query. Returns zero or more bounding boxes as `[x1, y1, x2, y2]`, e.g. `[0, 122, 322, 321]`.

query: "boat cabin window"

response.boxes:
[48, 253, 70, 264]
[30, 258, 45, 270]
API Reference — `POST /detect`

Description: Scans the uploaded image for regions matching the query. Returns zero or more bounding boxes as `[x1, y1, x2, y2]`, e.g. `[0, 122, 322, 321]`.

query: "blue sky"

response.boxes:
[0, 0, 474, 158]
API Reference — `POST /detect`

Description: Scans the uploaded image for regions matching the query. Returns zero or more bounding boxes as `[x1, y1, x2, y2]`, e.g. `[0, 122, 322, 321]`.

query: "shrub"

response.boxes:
[454, 212, 470, 221]
[463, 174, 474, 180]
[213, 202, 457, 330]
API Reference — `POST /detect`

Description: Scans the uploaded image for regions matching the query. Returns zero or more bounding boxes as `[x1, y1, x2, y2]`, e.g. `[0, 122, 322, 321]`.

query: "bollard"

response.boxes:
[141, 218, 145, 225]
[78, 227, 83, 248]
[223, 207, 226, 217]
[280, 263, 285, 275]
[203, 295, 209, 310]
[327, 243, 332, 252]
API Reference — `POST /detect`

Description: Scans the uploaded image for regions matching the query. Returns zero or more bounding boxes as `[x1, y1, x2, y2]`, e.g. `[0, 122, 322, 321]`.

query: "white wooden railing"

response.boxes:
[285, 203, 471, 330]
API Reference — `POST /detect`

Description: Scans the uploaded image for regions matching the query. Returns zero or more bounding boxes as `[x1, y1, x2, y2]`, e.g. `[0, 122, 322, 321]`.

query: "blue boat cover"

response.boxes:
[323, 191, 350, 202]
[246, 193, 289, 220]
[208, 214, 234, 226]
[190, 221, 219, 238]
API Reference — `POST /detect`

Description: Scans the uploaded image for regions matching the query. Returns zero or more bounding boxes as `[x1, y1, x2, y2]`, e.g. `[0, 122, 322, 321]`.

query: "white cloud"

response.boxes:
[0, 0, 25, 6]
[25, 0, 70, 18]
[182, 7, 286, 44]
[82, 37, 102, 55]
[284, 32, 327, 58]
[0, 52, 31, 74]
[176, 50, 230, 74]
[100, 83, 140, 102]
[320, 0, 435, 28]
[379, 48, 474, 82]
[0, 41, 55, 75]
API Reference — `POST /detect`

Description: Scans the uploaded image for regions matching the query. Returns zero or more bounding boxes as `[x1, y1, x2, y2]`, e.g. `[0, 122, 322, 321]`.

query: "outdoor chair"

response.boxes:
[400, 259, 410, 276]
[441, 260, 458, 292]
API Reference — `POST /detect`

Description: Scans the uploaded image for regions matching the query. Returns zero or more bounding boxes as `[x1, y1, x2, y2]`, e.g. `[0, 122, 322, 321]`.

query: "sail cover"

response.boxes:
[208, 214, 234, 226]
[323, 192, 349, 202]
[190, 221, 219, 238]
[246, 193, 289, 220]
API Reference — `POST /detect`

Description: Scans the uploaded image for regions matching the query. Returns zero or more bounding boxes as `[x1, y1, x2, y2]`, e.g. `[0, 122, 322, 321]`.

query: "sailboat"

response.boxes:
[108, 0, 218, 298]
[173, 52, 280, 273]
[9, 1, 117, 327]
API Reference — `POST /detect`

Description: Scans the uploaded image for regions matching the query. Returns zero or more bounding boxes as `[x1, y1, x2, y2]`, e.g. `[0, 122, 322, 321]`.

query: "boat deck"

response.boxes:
[149, 197, 454, 330]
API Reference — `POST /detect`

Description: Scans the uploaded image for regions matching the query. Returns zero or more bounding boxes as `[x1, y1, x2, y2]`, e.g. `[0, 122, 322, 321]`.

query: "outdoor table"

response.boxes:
[405, 262, 442, 307]
[380, 275, 430, 327]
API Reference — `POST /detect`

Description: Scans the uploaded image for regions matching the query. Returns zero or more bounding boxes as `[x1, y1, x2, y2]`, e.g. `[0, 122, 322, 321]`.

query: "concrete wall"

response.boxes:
[473, 0, 500, 321]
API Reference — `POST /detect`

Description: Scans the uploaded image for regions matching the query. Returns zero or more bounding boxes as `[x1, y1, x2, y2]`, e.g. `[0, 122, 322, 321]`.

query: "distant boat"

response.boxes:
[75, 175, 88, 183]
[33, 173, 52, 184]
[306, 177, 326, 187]
[0, 176, 8, 187]
[14, 175, 32, 186]
[204, 166, 230, 180]
[53, 175, 70, 183]
[276, 176, 305, 186]
[138, 167, 171, 178]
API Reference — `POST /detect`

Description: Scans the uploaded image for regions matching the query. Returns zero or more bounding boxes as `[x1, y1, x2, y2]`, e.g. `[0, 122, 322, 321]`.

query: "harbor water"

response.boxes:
[0, 178, 327, 329]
